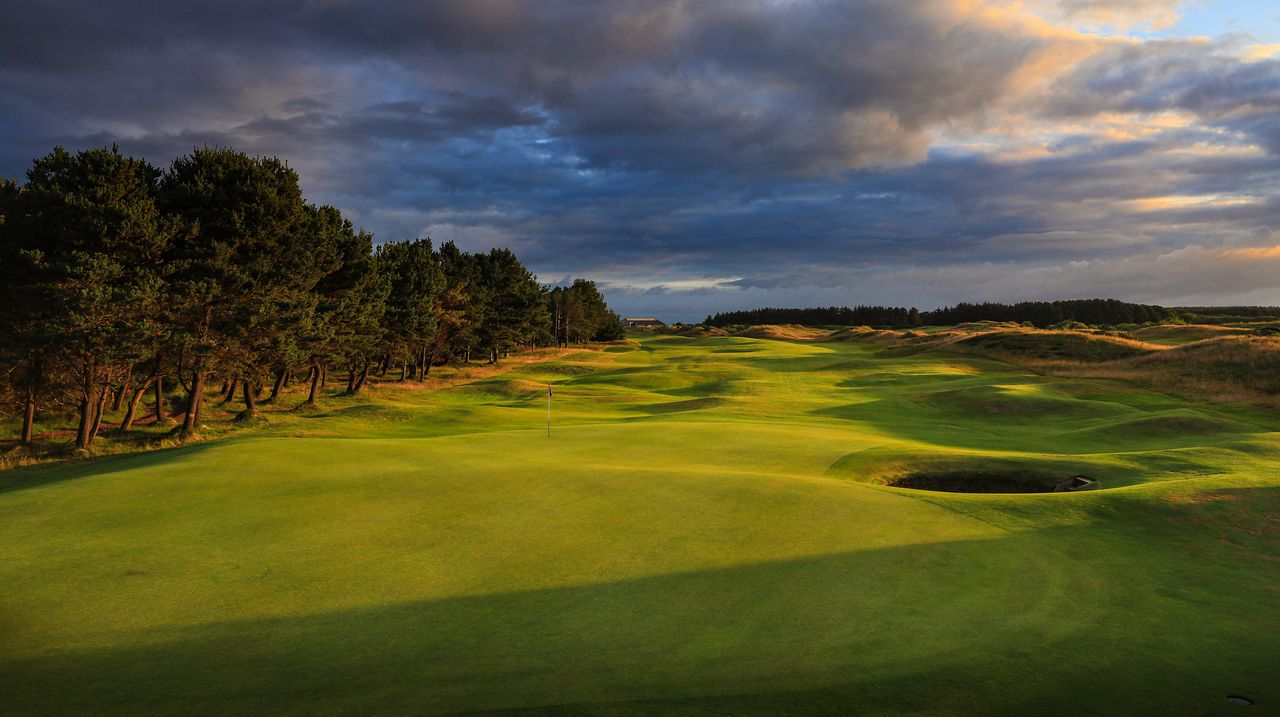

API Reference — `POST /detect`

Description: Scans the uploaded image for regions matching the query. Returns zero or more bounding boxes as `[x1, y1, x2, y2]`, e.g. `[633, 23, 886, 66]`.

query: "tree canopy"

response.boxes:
[0, 145, 622, 449]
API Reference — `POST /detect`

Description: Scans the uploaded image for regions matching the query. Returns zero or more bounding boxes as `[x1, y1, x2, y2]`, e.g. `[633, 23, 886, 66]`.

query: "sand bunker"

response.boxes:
[888, 471, 1097, 494]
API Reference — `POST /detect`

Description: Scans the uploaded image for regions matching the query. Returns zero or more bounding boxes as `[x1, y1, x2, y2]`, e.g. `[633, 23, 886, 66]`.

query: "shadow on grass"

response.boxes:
[0, 441, 225, 496]
[627, 397, 727, 415]
[3, 512, 1278, 716]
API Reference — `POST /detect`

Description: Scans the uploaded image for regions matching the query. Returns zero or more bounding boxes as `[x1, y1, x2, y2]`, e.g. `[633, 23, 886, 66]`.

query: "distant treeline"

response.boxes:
[1177, 306, 1280, 323]
[703, 299, 1236, 329]
[0, 145, 623, 449]
[705, 306, 923, 328]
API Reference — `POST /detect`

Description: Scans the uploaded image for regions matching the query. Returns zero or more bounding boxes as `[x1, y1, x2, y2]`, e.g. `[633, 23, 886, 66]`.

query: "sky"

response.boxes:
[1, 1, 1279, 321]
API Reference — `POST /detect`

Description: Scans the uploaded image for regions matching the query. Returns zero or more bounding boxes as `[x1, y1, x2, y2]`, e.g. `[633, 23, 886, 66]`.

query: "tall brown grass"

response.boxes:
[994, 335, 1280, 407]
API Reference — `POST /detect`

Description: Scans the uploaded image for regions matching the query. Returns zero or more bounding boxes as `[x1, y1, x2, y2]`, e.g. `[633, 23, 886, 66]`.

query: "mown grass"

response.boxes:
[2, 334, 1279, 715]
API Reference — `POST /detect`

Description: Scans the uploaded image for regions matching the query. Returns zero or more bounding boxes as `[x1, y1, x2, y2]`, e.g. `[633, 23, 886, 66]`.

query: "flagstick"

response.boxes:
[547, 385, 552, 438]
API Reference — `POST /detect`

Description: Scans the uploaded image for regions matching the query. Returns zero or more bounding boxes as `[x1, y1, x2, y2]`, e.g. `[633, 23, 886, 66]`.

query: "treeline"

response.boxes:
[705, 299, 1173, 329]
[0, 145, 622, 449]
[926, 299, 1171, 326]
[704, 306, 921, 328]
[1177, 306, 1280, 323]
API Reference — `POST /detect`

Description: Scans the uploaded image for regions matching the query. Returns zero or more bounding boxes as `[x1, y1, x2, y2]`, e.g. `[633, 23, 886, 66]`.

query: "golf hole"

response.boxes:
[888, 471, 1097, 494]
[1226, 695, 1254, 706]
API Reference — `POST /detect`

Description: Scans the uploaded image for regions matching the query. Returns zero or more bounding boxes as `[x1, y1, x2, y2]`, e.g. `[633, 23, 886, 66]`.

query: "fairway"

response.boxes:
[2, 334, 1279, 715]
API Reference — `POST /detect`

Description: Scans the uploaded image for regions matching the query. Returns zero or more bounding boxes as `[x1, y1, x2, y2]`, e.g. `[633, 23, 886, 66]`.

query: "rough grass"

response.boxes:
[2, 333, 1279, 715]
[1046, 336, 1280, 407]
[824, 326, 908, 343]
[943, 328, 1160, 362]
[1132, 323, 1252, 346]
[733, 324, 832, 340]
[852, 326, 1280, 408]
[677, 325, 730, 337]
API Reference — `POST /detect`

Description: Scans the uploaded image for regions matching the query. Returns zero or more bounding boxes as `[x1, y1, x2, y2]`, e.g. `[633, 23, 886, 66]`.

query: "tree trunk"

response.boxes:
[425, 348, 441, 377]
[345, 363, 357, 393]
[180, 365, 205, 438]
[238, 380, 258, 421]
[176, 347, 190, 393]
[75, 390, 93, 450]
[352, 358, 371, 394]
[305, 364, 320, 404]
[400, 362, 407, 381]
[268, 368, 287, 403]
[75, 360, 98, 450]
[87, 387, 110, 445]
[154, 374, 165, 423]
[320, 364, 327, 388]
[195, 384, 203, 425]
[119, 378, 151, 432]
[283, 370, 290, 388]
[21, 390, 36, 445]
[112, 372, 131, 411]
[221, 376, 239, 404]
[20, 353, 41, 445]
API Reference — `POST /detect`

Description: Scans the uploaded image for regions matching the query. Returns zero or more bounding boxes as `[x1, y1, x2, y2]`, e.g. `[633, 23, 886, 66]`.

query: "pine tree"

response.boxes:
[477, 248, 547, 362]
[376, 239, 443, 383]
[10, 146, 173, 449]
[160, 147, 309, 433]
[307, 217, 387, 402]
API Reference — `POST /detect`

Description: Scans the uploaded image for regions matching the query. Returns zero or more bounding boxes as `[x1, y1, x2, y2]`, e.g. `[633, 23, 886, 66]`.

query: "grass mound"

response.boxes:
[603, 341, 642, 352]
[1070, 413, 1246, 439]
[630, 396, 727, 414]
[921, 384, 1108, 418]
[953, 321, 1023, 332]
[678, 326, 730, 337]
[453, 378, 547, 399]
[734, 324, 831, 340]
[824, 326, 906, 344]
[1134, 335, 1280, 382]
[299, 403, 411, 420]
[513, 362, 595, 376]
[1049, 411, 1258, 452]
[1052, 336, 1280, 406]
[1131, 324, 1251, 345]
[952, 329, 1157, 362]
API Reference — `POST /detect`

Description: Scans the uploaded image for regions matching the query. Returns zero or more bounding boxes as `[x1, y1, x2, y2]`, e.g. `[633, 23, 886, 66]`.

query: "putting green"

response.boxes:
[2, 335, 1278, 715]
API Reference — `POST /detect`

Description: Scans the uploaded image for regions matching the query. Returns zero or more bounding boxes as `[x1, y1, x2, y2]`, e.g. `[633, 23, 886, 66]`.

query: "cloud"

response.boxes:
[0, 0, 1067, 175]
[1054, 0, 1183, 30]
[1, 0, 1279, 320]
[1041, 36, 1280, 150]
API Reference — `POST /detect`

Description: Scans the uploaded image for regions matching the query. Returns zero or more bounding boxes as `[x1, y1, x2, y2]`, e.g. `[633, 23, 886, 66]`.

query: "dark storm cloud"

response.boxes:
[0, 0, 1052, 174]
[2, 0, 1280, 319]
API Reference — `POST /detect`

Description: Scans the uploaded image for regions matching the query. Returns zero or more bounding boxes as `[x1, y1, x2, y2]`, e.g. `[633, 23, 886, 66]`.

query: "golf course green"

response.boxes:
[2, 333, 1278, 715]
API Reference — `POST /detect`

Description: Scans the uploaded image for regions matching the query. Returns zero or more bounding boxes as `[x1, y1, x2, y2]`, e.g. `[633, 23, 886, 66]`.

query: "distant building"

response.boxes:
[625, 317, 666, 328]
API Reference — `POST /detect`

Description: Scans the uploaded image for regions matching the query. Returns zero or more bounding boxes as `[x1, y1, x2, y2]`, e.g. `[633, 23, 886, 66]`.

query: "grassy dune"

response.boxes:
[1131, 324, 1253, 346]
[2, 334, 1279, 715]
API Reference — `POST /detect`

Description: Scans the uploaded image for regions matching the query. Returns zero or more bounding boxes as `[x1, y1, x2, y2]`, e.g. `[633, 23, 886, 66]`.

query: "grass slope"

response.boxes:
[2, 335, 1279, 715]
